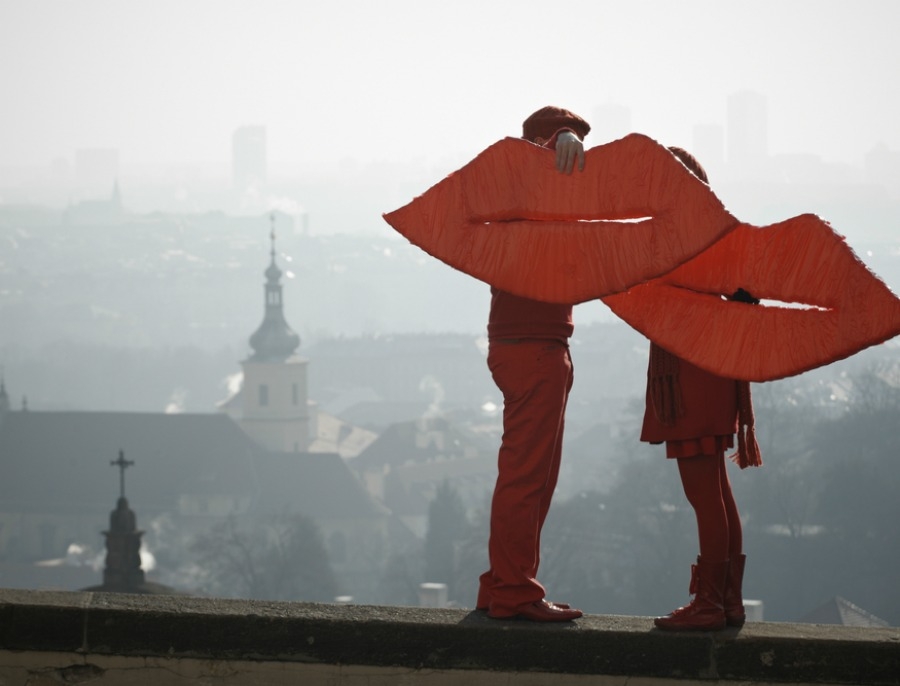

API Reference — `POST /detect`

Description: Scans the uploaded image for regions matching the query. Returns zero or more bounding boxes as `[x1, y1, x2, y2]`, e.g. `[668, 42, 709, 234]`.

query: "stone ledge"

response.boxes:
[0, 588, 898, 684]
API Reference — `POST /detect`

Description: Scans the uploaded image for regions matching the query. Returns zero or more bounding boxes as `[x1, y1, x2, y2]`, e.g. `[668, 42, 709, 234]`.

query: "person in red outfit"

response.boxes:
[476, 106, 590, 622]
[643, 147, 763, 631]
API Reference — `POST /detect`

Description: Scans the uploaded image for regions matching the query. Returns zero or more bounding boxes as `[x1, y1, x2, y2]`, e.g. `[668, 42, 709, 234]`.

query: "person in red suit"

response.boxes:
[643, 147, 763, 631]
[476, 106, 589, 622]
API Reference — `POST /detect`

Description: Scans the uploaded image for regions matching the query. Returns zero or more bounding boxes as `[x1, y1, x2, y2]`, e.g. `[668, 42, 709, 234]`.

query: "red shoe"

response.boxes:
[477, 600, 570, 611]
[724, 554, 747, 627]
[655, 557, 727, 632]
[490, 600, 582, 622]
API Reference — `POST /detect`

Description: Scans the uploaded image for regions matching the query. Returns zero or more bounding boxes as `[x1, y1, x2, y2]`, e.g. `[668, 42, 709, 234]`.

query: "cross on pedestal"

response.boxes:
[110, 449, 135, 500]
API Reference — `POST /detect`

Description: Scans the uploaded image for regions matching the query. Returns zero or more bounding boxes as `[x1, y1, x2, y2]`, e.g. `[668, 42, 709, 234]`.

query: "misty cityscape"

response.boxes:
[2, 73, 900, 630]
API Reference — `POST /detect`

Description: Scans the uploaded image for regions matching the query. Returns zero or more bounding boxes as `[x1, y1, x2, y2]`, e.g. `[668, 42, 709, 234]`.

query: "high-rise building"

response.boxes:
[232, 125, 267, 196]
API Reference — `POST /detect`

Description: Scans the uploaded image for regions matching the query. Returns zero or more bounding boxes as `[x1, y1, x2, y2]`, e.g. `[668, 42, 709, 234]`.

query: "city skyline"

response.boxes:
[2, 1, 899, 176]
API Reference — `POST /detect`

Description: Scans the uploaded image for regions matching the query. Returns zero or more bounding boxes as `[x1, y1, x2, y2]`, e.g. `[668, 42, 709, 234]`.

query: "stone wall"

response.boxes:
[0, 589, 897, 685]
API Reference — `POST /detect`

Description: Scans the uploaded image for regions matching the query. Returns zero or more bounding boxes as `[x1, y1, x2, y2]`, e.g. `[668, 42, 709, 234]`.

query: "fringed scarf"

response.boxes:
[730, 379, 763, 469]
[649, 343, 763, 469]
[648, 343, 684, 425]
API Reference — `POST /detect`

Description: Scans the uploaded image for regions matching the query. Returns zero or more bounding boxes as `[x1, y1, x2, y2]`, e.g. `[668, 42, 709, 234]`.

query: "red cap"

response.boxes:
[522, 106, 591, 142]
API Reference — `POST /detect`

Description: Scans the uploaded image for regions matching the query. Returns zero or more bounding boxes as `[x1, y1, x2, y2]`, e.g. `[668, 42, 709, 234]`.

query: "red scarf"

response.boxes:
[649, 344, 762, 469]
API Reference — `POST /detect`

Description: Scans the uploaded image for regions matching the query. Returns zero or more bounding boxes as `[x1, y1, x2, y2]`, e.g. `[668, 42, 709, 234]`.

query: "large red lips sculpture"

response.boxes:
[603, 215, 900, 381]
[384, 135, 900, 381]
[383, 134, 738, 304]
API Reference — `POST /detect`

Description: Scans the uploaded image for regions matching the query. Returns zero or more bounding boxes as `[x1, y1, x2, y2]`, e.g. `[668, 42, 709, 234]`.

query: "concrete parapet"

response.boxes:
[0, 588, 898, 685]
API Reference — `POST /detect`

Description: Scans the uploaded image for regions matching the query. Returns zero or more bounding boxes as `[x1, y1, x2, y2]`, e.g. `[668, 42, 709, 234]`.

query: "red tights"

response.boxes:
[676, 452, 742, 562]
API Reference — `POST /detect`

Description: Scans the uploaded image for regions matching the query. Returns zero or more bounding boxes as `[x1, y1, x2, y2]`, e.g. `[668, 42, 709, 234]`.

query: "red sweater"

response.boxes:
[487, 129, 575, 342]
[488, 289, 573, 341]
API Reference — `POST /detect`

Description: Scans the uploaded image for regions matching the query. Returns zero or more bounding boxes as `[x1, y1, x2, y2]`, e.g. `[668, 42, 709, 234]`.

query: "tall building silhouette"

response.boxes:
[232, 125, 267, 200]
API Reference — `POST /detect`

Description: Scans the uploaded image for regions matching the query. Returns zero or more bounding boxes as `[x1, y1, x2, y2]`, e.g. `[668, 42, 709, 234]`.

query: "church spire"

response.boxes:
[248, 214, 300, 362]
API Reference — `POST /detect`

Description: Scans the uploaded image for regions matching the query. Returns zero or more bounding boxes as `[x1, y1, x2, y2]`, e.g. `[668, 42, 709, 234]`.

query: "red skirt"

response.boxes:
[666, 434, 734, 459]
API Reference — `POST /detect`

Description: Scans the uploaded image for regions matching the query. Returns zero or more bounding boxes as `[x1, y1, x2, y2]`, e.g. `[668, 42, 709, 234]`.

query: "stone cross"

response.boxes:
[110, 449, 134, 500]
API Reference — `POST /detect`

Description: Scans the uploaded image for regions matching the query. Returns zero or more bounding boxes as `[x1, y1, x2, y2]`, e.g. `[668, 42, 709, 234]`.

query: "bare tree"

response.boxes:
[193, 513, 337, 602]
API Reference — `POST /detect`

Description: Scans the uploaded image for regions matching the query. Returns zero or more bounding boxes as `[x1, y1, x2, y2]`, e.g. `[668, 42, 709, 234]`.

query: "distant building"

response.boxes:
[0, 397, 394, 600]
[219, 216, 312, 452]
[349, 416, 496, 537]
[306, 333, 495, 431]
[214, 215, 378, 457]
[799, 596, 889, 628]
[0, 218, 400, 601]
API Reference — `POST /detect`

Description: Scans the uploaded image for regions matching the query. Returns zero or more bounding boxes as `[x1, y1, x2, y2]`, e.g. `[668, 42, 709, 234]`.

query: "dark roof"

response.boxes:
[251, 451, 388, 520]
[351, 416, 493, 472]
[799, 596, 889, 627]
[0, 409, 386, 525]
[331, 400, 433, 430]
[0, 410, 260, 515]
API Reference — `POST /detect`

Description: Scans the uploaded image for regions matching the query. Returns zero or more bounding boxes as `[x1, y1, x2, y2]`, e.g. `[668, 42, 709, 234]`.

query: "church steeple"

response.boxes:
[248, 214, 300, 362]
[234, 214, 311, 452]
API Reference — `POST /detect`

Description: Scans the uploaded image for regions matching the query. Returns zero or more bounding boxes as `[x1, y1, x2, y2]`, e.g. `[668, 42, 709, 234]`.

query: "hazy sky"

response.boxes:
[2, 0, 899, 174]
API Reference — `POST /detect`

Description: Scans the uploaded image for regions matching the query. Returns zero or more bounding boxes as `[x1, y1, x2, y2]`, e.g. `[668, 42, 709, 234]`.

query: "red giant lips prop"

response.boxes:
[603, 215, 900, 381]
[384, 135, 900, 381]
[383, 134, 738, 304]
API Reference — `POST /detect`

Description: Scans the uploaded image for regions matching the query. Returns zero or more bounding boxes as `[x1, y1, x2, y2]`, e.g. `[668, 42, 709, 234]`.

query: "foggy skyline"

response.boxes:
[2, 0, 899, 177]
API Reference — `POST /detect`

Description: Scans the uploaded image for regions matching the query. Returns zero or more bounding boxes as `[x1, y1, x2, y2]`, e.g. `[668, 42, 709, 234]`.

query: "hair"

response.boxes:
[667, 146, 709, 184]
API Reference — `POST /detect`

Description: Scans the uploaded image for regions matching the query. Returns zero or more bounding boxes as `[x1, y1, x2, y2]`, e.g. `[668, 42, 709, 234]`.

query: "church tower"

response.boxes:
[237, 215, 311, 452]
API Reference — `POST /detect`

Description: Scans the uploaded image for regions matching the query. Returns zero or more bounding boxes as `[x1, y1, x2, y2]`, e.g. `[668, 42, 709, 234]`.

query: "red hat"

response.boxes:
[522, 106, 591, 142]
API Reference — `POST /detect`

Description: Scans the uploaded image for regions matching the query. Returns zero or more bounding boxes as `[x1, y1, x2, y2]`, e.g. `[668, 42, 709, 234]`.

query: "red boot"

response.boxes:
[654, 557, 727, 631]
[724, 554, 746, 627]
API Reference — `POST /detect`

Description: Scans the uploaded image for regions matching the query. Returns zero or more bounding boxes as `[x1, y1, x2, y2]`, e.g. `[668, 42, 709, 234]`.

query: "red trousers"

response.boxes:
[477, 339, 573, 616]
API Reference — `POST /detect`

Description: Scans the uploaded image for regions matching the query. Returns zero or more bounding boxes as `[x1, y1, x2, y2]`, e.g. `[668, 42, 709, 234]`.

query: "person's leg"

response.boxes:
[718, 457, 742, 557]
[655, 452, 728, 631]
[718, 457, 747, 626]
[478, 341, 574, 618]
[531, 347, 573, 579]
[677, 454, 728, 561]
